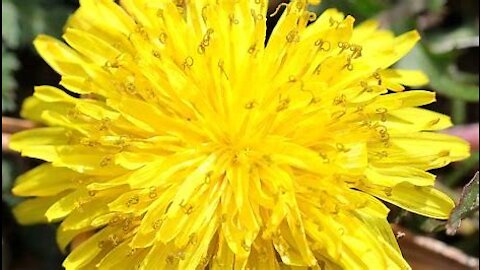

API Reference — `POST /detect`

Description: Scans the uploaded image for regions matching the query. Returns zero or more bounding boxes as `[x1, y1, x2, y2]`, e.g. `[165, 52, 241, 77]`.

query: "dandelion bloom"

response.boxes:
[10, 0, 470, 269]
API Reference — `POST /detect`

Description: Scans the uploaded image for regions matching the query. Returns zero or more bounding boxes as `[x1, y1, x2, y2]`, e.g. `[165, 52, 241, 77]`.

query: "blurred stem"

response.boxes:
[393, 224, 480, 269]
[2, 116, 36, 134]
[444, 152, 480, 187]
[2, 133, 12, 153]
[452, 99, 467, 124]
[2, 117, 37, 153]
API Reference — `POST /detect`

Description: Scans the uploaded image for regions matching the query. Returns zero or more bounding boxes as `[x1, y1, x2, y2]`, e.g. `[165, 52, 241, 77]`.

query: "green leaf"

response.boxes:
[396, 45, 479, 101]
[2, 46, 20, 112]
[1, 0, 20, 48]
[426, 0, 446, 13]
[446, 172, 480, 235]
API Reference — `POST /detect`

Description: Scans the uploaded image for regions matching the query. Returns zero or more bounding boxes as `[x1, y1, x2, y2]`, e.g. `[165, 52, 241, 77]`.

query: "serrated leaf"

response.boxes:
[446, 172, 480, 235]
[1, 0, 20, 48]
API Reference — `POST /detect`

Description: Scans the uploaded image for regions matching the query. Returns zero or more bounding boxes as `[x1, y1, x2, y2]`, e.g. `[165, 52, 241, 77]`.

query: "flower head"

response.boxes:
[10, 0, 469, 269]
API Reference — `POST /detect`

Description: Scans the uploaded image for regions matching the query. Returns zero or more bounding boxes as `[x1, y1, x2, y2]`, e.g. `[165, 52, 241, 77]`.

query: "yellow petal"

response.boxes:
[365, 165, 436, 187]
[380, 69, 429, 87]
[372, 132, 470, 170]
[33, 35, 86, 76]
[13, 163, 79, 196]
[13, 194, 65, 225]
[96, 241, 148, 269]
[365, 182, 455, 219]
[384, 108, 452, 132]
[45, 189, 89, 221]
[63, 226, 113, 270]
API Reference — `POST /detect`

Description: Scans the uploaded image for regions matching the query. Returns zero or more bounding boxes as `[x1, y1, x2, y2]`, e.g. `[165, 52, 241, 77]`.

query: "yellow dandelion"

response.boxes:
[10, 0, 470, 269]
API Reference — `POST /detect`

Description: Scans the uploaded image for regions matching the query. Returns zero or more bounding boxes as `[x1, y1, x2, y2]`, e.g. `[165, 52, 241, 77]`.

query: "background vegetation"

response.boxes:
[2, 0, 478, 269]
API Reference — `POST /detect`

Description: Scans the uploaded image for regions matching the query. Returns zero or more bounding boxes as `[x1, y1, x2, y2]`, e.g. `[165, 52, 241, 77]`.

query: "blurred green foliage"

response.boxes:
[2, 0, 74, 113]
[2, 46, 19, 113]
[2, 1, 20, 113]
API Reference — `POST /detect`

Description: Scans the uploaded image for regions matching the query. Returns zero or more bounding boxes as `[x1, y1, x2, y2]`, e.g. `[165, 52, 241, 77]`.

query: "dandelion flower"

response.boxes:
[10, 0, 470, 269]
